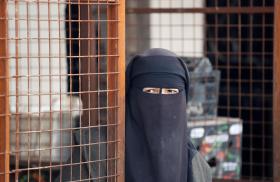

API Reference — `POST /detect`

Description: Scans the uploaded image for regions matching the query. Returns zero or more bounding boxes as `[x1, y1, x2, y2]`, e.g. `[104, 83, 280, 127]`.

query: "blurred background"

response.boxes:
[126, 0, 276, 181]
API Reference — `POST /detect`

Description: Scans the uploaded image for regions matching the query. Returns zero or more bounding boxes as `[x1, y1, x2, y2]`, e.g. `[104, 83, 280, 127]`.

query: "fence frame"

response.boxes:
[273, 0, 280, 182]
[107, 1, 125, 181]
[0, 0, 125, 181]
[0, 1, 10, 182]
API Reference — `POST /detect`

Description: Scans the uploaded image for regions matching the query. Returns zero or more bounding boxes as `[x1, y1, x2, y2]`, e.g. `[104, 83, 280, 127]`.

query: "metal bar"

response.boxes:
[36, 1, 42, 179]
[107, 3, 118, 181]
[126, 7, 274, 14]
[78, 1, 98, 177]
[273, 0, 280, 181]
[58, 1, 63, 181]
[117, 1, 125, 182]
[47, 1, 54, 180]
[67, 2, 74, 179]
[249, 1, 253, 177]
[26, 1, 31, 181]
[80, 1, 98, 127]
[0, 1, 10, 181]
[70, 0, 117, 2]
[14, 1, 20, 180]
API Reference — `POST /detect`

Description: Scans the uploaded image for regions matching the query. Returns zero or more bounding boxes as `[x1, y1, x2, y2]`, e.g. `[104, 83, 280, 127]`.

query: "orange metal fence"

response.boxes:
[0, 0, 125, 181]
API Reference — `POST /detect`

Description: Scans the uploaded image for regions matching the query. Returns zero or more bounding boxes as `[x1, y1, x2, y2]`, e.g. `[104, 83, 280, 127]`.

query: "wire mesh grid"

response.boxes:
[0, 0, 125, 181]
[126, 0, 274, 181]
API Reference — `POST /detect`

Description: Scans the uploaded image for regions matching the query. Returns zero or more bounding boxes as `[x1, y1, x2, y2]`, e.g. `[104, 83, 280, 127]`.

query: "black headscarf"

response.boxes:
[125, 48, 190, 182]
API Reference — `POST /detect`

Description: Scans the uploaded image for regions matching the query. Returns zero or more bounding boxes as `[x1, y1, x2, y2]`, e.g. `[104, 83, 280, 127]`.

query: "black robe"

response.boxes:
[125, 48, 191, 182]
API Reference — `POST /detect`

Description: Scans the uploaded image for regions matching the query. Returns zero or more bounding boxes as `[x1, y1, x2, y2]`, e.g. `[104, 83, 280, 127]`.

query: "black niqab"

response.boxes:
[126, 48, 190, 182]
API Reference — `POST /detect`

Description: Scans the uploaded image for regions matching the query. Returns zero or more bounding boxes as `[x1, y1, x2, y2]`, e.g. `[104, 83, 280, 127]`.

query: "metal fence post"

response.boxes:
[273, 0, 280, 181]
[0, 1, 10, 181]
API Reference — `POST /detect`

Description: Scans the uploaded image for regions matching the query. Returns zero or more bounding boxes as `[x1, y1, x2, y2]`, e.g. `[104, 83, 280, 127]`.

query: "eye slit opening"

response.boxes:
[161, 88, 179, 95]
[143, 87, 160, 94]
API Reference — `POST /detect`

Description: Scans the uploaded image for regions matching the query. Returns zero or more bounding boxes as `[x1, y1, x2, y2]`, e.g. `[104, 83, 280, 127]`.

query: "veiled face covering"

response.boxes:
[125, 48, 190, 182]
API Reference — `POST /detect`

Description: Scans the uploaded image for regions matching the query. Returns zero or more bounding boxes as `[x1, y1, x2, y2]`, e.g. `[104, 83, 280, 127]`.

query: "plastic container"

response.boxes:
[182, 57, 221, 120]
[188, 70, 220, 120]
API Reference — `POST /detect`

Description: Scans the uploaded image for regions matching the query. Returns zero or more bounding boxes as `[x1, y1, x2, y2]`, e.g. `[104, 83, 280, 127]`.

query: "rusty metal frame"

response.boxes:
[126, 7, 274, 14]
[273, 0, 280, 182]
[0, 1, 10, 182]
[107, 1, 125, 182]
[0, 0, 125, 181]
[107, 4, 117, 182]
[117, 1, 125, 181]
[79, 2, 98, 127]
[77, 0, 125, 181]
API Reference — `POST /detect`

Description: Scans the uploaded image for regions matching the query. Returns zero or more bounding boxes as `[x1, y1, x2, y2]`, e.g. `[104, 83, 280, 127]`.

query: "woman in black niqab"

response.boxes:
[125, 48, 190, 182]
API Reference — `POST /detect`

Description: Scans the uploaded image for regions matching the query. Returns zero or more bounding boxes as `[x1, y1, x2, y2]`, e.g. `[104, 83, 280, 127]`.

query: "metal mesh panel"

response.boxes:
[0, 0, 125, 181]
[126, 0, 274, 181]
